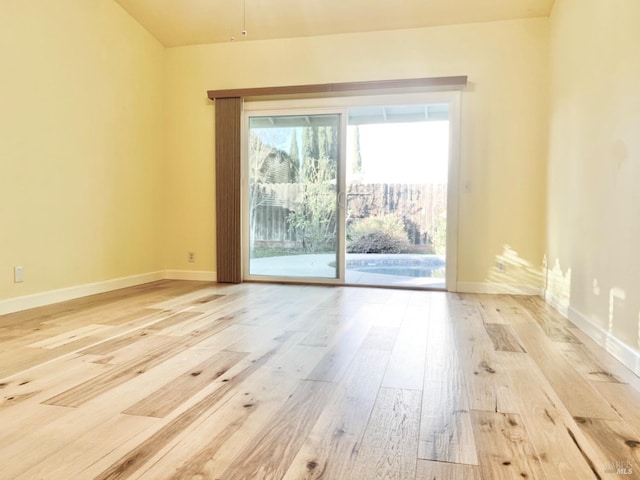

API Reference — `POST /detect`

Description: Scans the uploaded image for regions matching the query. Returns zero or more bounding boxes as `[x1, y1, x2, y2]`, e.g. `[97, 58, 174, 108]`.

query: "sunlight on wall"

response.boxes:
[486, 245, 543, 293]
[547, 0, 640, 371]
[608, 287, 626, 334]
[544, 258, 571, 315]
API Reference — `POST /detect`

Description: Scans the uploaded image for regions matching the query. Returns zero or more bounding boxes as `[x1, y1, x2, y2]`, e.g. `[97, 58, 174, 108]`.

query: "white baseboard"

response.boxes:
[163, 270, 217, 282]
[542, 288, 570, 317]
[567, 305, 640, 378]
[0, 271, 164, 316]
[455, 282, 542, 295]
[0, 269, 218, 316]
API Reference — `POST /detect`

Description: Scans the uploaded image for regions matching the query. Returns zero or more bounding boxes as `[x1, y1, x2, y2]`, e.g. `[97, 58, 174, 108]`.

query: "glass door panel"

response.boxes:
[247, 113, 341, 279]
[344, 104, 449, 288]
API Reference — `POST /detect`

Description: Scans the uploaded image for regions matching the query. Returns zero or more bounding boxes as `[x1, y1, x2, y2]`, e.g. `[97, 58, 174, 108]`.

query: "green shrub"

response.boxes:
[347, 215, 410, 254]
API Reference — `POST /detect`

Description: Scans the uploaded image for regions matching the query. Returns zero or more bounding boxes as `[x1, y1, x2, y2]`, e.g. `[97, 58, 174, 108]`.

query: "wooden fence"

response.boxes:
[251, 183, 447, 247]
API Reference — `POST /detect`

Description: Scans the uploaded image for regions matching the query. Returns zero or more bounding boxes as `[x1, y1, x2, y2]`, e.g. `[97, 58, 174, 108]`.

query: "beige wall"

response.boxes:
[164, 19, 550, 290]
[0, 0, 165, 300]
[0, 5, 550, 302]
[547, 0, 640, 353]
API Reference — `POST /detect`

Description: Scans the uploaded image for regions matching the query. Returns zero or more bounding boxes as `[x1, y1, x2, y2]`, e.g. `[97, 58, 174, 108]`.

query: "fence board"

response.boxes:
[251, 183, 446, 247]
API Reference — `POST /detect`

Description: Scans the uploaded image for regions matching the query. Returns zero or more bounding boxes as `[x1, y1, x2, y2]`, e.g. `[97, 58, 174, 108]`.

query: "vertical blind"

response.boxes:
[215, 97, 242, 283]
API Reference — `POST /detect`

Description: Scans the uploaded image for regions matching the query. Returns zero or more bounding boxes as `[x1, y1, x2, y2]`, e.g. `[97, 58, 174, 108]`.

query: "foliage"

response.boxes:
[347, 214, 411, 254]
[248, 131, 301, 249]
[351, 125, 362, 174]
[249, 133, 298, 184]
[431, 213, 447, 256]
[289, 131, 300, 179]
[286, 123, 340, 253]
[301, 127, 319, 164]
[301, 125, 338, 176]
[250, 246, 307, 258]
[287, 156, 337, 252]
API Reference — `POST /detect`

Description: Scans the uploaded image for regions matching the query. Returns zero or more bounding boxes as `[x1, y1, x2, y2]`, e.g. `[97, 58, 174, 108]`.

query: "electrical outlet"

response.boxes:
[495, 260, 506, 273]
[188, 252, 195, 263]
[14, 266, 24, 283]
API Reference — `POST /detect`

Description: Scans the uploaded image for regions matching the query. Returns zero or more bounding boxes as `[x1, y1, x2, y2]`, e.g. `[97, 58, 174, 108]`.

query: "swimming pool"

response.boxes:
[345, 254, 445, 279]
[351, 265, 445, 278]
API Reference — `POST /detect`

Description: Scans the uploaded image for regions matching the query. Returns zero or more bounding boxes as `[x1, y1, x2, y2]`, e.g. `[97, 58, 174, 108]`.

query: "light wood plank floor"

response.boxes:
[0, 280, 639, 479]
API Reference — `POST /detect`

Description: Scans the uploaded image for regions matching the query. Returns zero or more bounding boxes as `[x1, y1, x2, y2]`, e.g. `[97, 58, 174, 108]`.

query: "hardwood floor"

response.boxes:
[0, 280, 639, 479]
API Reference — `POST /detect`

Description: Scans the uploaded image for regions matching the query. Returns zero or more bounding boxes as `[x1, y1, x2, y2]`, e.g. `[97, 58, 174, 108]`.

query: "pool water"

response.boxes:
[353, 265, 445, 278]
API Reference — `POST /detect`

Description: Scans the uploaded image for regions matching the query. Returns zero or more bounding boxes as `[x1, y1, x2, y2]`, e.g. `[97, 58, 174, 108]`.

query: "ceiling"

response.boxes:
[113, 0, 555, 47]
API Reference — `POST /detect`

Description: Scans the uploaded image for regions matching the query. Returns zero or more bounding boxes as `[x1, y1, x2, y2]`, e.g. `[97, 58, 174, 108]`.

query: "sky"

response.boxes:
[348, 121, 449, 184]
[251, 118, 450, 185]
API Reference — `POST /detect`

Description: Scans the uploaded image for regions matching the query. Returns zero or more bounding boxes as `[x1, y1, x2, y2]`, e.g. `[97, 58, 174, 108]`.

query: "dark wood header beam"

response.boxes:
[207, 76, 467, 100]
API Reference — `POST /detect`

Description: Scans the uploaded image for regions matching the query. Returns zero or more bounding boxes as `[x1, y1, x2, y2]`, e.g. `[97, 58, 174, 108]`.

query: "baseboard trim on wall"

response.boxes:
[455, 282, 541, 295]
[567, 305, 640, 378]
[0, 271, 164, 316]
[163, 270, 217, 282]
[0, 270, 218, 316]
[542, 290, 570, 317]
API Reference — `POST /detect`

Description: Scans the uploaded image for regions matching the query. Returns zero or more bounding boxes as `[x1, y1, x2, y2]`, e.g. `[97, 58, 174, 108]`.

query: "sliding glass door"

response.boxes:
[344, 104, 449, 289]
[243, 93, 459, 290]
[246, 112, 343, 280]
